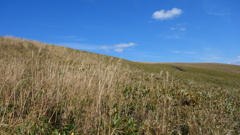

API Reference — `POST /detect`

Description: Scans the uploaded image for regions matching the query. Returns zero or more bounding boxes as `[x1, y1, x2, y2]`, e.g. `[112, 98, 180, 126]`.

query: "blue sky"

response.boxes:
[1, 0, 240, 64]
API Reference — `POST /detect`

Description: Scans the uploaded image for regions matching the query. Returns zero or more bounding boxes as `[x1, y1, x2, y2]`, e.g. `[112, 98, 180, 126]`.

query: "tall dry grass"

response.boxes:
[0, 36, 239, 134]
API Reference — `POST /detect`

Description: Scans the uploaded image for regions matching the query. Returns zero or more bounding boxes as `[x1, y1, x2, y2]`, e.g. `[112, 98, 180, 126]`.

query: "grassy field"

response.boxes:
[0, 36, 239, 134]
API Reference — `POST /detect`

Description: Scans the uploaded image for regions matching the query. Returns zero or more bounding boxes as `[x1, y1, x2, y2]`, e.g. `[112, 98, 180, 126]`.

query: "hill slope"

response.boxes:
[132, 62, 240, 89]
[0, 36, 239, 134]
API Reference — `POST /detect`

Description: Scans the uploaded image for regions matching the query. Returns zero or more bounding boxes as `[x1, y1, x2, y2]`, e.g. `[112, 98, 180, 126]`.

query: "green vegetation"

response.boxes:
[0, 36, 239, 134]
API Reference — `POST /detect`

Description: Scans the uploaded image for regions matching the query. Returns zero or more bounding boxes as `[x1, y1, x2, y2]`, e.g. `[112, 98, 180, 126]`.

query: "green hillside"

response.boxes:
[0, 36, 239, 134]
[131, 62, 240, 89]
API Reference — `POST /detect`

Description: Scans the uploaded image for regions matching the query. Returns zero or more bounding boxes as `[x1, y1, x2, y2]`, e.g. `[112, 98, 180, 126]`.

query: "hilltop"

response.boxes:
[0, 36, 239, 134]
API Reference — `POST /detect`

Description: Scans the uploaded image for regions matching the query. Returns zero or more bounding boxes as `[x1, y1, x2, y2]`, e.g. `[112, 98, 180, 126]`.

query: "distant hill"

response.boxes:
[133, 61, 240, 89]
[0, 36, 239, 134]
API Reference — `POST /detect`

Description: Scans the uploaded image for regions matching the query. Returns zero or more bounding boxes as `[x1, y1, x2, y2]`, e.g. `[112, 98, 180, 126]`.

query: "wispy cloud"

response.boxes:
[170, 27, 187, 31]
[100, 46, 110, 50]
[229, 56, 240, 65]
[164, 34, 180, 39]
[203, 1, 230, 16]
[179, 28, 187, 31]
[61, 35, 78, 39]
[57, 42, 137, 53]
[114, 48, 124, 52]
[115, 43, 136, 48]
[172, 51, 180, 53]
[100, 42, 137, 52]
[199, 56, 222, 60]
[207, 12, 229, 16]
[152, 8, 183, 20]
[172, 51, 196, 54]
[185, 51, 196, 54]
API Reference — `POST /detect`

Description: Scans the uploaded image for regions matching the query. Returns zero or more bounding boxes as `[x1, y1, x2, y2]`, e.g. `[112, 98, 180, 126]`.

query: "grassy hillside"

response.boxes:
[132, 62, 240, 89]
[0, 36, 239, 134]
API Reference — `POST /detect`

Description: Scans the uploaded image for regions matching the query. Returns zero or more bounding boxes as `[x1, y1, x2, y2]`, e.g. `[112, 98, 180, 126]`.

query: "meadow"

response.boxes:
[0, 36, 239, 134]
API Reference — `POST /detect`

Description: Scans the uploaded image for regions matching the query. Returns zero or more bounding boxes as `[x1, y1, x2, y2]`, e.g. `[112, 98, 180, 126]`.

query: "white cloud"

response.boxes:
[115, 48, 123, 52]
[179, 28, 187, 31]
[100, 46, 110, 50]
[152, 8, 183, 20]
[172, 51, 196, 54]
[229, 56, 240, 65]
[100, 42, 137, 53]
[170, 27, 187, 31]
[165, 34, 180, 39]
[207, 12, 229, 16]
[58, 42, 137, 53]
[115, 43, 136, 48]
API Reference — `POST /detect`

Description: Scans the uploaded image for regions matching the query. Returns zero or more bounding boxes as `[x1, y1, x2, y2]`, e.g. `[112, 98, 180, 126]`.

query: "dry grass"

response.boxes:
[0, 36, 239, 134]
